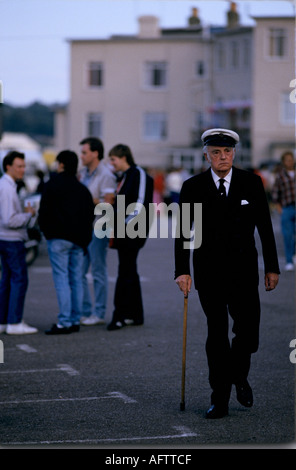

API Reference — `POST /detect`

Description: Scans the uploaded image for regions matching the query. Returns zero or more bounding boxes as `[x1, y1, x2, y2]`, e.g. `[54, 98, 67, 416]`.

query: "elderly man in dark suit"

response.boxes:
[175, 128, 280, 419]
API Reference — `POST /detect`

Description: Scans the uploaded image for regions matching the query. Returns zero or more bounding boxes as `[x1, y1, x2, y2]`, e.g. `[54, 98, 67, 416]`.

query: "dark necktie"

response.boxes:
[218, 178, 226, 198]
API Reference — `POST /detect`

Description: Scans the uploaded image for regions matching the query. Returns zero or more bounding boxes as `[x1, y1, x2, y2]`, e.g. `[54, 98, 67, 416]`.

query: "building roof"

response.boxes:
[251, 15, 295, 20]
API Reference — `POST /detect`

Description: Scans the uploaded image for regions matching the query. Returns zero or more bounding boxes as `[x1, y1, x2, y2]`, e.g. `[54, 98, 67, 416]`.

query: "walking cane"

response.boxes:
[180, 294, 188, 411]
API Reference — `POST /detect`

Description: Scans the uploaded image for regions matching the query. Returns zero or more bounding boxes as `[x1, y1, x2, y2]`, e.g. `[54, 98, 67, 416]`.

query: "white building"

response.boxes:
[251, 16, 295, 165]
[55, 4, 295, 170]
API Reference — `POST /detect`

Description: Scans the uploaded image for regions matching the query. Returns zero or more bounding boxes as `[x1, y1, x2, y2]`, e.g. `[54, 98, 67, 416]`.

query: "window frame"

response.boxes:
[144, 61, 168, 89]
[86, 61, 104, 89]
[143, 112, 168, 141]
[85, 112, 103, 138]
[266, 28, 288, 60]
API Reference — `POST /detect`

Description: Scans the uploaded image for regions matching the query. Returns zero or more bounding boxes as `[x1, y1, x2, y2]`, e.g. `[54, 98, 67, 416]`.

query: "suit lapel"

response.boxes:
[203, 168, 218, 200]
[227, 167, 241, 211]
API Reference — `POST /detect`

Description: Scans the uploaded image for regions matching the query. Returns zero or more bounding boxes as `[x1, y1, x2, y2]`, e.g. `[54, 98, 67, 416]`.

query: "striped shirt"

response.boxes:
[272, 168, 295, 208]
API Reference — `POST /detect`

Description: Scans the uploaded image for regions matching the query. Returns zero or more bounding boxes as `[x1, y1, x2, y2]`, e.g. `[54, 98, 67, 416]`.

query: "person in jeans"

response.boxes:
[0, 151, 38, 335]
[38, 150, 94, 334]
[79, 137, 116, 326]
[272, 151, 295, 271]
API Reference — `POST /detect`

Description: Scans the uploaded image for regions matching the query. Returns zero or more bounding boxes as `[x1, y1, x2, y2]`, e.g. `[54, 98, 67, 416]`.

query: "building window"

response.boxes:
[280, 92, 294, 125]
[144, 62, 167, 88]
[194, 111, 204, 129]
[143, 112, 168, 141]
[268, 28, 287, 58]
[242, 39, 251, 68]
[216, 42, 226, 70]
[230, 41, 239, 69]
[86, 113, 103, 137]
[88, 62, 104, 87]
[196, 61, 205, 77]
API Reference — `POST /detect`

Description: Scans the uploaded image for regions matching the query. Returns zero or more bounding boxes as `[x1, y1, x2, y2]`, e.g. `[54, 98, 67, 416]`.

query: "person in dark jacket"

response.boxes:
[175, 128, 280, 419]
[106, 144, 154, 331]
[38, 150, 94, 334]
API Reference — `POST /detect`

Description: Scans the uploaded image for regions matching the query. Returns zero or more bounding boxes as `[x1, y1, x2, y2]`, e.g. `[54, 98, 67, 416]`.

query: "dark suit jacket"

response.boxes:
[174, 167, 280, 291]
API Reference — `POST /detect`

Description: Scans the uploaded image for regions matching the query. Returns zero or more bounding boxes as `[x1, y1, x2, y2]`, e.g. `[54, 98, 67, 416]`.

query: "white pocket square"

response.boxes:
[241, 200, 249, 205]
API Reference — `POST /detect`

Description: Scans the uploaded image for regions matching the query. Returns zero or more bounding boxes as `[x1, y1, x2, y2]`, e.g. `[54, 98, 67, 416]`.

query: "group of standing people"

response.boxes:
[0, 138, 153, 335]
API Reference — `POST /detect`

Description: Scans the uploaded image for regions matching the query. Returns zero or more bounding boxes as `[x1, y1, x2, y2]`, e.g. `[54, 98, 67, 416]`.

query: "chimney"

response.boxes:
[138, 16, 160, 38]
[227, 2, 240, 28]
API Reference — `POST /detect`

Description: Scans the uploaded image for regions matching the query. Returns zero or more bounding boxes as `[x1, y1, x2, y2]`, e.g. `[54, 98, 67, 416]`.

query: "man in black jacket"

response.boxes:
[38, 150, 94, 334]
[175, 129, 280, 419]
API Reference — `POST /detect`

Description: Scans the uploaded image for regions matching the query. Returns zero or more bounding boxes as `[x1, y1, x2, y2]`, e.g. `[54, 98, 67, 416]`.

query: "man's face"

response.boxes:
[80, 143, 98, 168]
[6, 157, 26, 181]
[283, 153, 294, 171]
[205, 146, 235, 176]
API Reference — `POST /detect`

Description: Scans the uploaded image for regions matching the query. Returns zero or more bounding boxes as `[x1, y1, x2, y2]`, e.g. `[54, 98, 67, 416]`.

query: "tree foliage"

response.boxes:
[1, 101, 55, 138]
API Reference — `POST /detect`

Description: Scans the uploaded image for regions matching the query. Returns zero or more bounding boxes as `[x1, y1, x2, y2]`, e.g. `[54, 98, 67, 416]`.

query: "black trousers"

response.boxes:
[112, 245, 144, 324]
[198, 283, 261, 407]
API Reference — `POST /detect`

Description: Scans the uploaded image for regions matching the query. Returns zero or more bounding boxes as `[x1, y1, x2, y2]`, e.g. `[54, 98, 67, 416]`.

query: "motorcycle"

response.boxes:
[25, 224, 42, 266]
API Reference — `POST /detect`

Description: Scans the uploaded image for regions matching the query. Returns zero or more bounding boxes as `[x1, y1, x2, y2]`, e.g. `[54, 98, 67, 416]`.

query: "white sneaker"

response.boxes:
[6, 321, 38, 335]
[80, 314, 105, 326]
[0, 325, 7, 334]
[285, 263, 294, 272]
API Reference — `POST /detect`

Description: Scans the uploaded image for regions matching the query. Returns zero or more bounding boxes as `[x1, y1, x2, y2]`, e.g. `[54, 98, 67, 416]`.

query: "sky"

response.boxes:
[0, 0, 295, 106]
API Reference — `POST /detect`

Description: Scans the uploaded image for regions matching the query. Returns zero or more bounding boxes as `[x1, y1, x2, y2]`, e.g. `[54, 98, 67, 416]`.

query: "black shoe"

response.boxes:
[69, 324, 80, 333]
[205, 404, 229, 419]
[45, 324, 72, 335]
[235, 380, 253, 407]
[107, 321, 126, 331]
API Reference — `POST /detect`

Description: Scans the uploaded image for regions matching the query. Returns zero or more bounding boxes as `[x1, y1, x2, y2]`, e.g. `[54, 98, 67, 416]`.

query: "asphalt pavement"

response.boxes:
[0, 211, 295, 451]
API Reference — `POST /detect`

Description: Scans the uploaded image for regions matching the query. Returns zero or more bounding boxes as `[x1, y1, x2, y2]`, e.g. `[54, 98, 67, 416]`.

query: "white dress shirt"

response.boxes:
[211, 168, 232, 196]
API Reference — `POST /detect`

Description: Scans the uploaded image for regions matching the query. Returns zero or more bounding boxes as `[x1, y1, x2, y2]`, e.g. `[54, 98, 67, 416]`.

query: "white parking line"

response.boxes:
[16, 344, 38, 353]
[57, 364, 80, 376]
[1, 426, 198, 446]
[108, 391, 137, 403]
[0, 391, 137, 406]
[0, 363, 79, 376]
